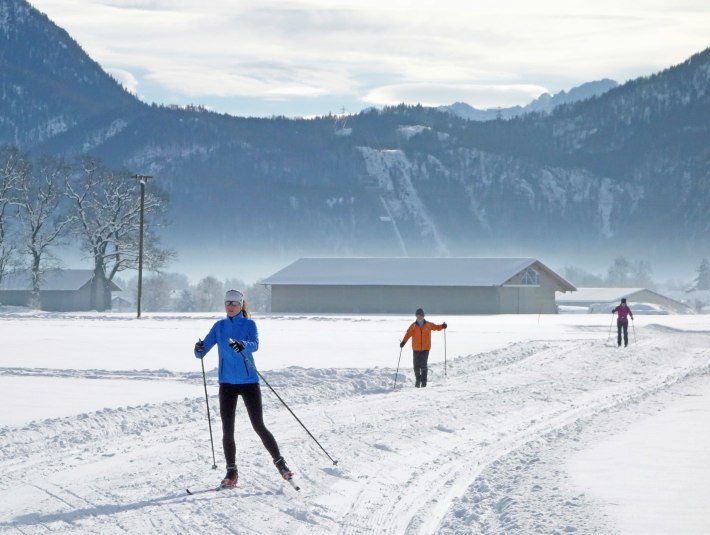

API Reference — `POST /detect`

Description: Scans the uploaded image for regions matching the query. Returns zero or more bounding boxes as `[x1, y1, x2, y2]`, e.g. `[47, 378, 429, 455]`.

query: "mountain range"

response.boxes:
[438, 79, 619, 121]
[1, 0, 709, 281]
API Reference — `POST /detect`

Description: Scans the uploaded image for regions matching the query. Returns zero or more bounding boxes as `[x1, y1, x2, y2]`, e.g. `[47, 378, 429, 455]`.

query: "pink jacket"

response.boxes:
[613, 304, 634, 322]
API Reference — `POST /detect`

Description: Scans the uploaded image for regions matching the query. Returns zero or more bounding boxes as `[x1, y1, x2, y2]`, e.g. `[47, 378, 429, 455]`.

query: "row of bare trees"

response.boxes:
[0, 145, 173, 310]
[114, 273, 271, 313]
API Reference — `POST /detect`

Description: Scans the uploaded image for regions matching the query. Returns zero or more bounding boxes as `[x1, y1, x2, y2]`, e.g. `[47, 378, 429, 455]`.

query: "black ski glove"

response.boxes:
[229, 339, 245, 352]
[399, 341, 405, 348]
[194, 339, 204, 357]
[442, 322, 447, 329]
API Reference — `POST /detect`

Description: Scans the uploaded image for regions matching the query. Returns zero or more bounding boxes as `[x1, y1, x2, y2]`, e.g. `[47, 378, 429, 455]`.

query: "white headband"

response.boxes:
[224, 289, 244, 304]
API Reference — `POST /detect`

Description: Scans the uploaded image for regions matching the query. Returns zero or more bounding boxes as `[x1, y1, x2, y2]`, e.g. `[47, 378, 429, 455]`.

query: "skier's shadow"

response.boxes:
[2, 489, 271, 529]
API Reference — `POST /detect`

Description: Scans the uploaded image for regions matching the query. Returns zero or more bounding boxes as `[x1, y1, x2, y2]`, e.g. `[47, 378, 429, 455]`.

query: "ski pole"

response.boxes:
[444, 328, 447, 377]
[632, 319, 637, 344]
[197, 340, 217, 470]
[607, 313, 614, 342]
[393, 342, 403, 390]
[232, 342, 338, 466]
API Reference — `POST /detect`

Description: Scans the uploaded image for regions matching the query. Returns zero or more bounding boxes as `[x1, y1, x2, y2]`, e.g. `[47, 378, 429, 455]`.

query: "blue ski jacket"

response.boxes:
[195, 314, 259, 384]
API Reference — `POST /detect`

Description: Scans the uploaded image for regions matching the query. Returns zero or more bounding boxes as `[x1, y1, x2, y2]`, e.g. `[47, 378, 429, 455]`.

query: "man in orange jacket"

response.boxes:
[400, 308, 447, 388]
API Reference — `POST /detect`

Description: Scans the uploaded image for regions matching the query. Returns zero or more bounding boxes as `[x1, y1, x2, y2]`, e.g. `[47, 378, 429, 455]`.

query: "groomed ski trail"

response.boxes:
[1, 325, 708, 534]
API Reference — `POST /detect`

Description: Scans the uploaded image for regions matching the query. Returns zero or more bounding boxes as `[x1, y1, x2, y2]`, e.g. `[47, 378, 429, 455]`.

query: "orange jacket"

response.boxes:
[402, 321, 445, 351]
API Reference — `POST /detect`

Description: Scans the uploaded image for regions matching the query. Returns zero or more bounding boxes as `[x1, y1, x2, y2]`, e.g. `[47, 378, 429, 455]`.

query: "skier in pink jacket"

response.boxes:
[612, 298, 634, 347]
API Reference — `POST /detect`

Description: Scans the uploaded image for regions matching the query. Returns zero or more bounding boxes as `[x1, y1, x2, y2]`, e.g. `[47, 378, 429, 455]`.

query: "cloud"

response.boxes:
[29, 0, 710, 116]
[142, 64, 351, 100]
[94, 0, 178, 9]
[106, 68, 139, 94]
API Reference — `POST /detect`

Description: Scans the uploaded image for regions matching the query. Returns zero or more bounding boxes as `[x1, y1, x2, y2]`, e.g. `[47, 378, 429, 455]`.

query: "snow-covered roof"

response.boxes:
[263, 257, 575, 290]
[0, 269, 121, 291]
[556, 287, 656, 303]
[557, 287, 692, 313]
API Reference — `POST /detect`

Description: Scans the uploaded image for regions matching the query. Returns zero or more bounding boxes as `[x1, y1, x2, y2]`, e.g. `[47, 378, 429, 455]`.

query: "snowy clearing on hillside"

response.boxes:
[1, 312, 709, 534]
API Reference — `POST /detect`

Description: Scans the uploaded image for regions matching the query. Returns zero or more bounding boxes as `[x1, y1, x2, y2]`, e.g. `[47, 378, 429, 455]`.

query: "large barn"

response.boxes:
[262, 258, 576, 314]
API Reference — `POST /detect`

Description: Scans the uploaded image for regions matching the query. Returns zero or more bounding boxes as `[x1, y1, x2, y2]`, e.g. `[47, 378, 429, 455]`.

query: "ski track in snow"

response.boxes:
[1, 325, 709, 534]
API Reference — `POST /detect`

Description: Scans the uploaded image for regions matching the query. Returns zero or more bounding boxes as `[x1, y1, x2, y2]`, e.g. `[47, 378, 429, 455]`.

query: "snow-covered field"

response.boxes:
[1, 311, 709, 534]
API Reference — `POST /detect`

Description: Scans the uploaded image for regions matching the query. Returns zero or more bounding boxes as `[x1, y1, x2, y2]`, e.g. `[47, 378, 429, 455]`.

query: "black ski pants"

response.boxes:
[413, 350, 430, 387]
[219, 382, 280, 467]
[617, 319, 629, 346]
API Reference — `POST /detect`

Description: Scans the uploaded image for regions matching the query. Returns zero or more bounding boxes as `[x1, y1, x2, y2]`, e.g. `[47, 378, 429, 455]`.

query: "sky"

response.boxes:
[28, 1, 710, 118]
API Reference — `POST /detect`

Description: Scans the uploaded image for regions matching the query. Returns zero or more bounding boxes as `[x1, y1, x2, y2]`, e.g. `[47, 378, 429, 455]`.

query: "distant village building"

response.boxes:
[262, 258, 576, 314]
[0, 269, 121, 312]
[555, 287, 691, 314]
[111, 295, 133, 312]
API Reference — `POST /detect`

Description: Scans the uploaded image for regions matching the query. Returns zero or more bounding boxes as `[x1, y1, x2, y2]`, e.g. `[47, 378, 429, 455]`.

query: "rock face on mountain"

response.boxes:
[2, 0, 709, 274]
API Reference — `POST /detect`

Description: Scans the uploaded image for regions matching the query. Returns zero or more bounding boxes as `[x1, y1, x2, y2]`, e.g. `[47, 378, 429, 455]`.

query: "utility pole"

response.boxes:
[132, 174, 153, 319]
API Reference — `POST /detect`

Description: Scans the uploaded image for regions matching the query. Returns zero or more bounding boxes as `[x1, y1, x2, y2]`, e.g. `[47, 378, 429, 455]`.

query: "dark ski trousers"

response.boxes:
[617, 320, 629, 347]
[219, 382, 280, 467]
[413, 350, 430, 387]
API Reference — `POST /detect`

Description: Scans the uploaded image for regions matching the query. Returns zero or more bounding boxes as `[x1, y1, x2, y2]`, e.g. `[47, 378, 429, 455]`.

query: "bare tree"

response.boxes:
[12, 155, 74, 308]
[245, 279, 271, 313]
[631, 260, 654, 288]
[141, 274, 172, 312]
[195, 276, 224, 311]
[224, 277, 246, 294]
[65, 157, 174, 311]
[0, 146, 26, 284]
[694, 258, 710, 291]
[606, 256, 632, 287]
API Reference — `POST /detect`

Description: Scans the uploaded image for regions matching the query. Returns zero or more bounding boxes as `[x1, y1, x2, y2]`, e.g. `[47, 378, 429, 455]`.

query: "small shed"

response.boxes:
[262, 257, 576, 314]
[555, 287, 691, 314]
[0, 269, 122, 311]
[111, 295, 133, 312]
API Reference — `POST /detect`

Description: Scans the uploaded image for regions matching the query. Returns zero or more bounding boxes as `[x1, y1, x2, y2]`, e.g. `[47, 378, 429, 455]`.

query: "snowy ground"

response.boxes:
[569, 378, 710, 535]
[1, 311, 709, 534]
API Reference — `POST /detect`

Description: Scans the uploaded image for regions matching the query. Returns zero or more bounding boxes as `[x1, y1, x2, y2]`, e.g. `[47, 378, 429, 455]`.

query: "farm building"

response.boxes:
[555, 287, 691, 314]
[0, 269, 121, 312]
[262, 257, 576, 314]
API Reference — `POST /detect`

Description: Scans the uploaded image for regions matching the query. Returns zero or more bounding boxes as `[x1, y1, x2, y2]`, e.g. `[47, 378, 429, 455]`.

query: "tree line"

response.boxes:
[562, 256, 710, 291]
[114, 273, 271, 314]
[0, 145, 172, 310]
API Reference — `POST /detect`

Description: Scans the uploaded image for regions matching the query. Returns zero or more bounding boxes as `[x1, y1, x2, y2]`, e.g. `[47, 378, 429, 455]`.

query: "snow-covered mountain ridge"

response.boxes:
[438, 79, 619, 121]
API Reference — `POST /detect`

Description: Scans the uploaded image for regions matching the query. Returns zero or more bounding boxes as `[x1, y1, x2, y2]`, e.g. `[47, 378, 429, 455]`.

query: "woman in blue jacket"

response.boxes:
[194, 289, 292, 488]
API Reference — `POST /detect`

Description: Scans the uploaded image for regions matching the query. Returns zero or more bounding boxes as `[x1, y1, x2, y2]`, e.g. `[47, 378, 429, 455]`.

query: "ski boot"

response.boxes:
[274, 456, 300, 490]
[273, 456, 294, 481]
[219, 465, 238, 489]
